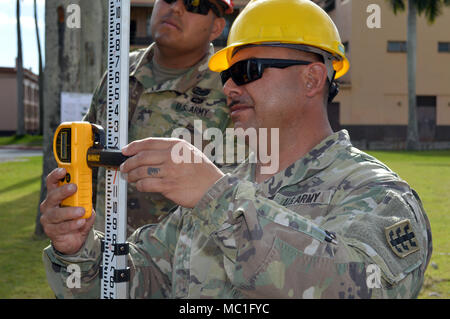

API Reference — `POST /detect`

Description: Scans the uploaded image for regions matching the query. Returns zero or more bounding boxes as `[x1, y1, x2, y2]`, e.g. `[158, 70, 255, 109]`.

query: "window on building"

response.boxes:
[130, 20, 137, 43]
[323, 0, 336, 12]
[343, 41, 349, 54]
[387, 41, 407, 52]
[416, 96, 436, 142]
[438, 42, 450, 53]
[327, 102, 340, 132]
[312, 0, 336, 12]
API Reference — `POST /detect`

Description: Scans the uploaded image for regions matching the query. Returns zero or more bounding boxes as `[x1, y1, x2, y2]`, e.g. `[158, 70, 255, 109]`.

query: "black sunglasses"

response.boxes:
[162, 0, 223, 17]
[220, 58, 312, 86]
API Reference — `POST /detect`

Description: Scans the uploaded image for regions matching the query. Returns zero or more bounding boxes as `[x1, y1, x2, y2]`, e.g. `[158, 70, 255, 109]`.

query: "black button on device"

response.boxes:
[65, 173, 71, 183]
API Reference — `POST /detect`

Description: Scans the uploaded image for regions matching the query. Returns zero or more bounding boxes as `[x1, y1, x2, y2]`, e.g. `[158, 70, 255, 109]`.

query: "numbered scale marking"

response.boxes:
[101, 0, 130, 299]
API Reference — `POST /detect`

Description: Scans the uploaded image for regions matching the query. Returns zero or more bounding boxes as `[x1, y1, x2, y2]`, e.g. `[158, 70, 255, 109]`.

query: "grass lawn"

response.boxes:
[0, 150, 448, 299]
[0, 135, 43, 147]
[0, 156, 53, 298]
[367, 150, 450, 299]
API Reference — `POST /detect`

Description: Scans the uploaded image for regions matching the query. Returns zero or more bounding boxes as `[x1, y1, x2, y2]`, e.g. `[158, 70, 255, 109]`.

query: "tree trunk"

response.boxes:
[35, 0, 107, 237]
[34, 0, 44, 136]
[406, 0, 419, 150]
[16, 0, 25, 137]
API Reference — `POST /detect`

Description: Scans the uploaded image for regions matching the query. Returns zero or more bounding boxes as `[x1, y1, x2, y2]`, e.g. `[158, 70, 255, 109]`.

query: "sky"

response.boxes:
[0, 0, 45, 74]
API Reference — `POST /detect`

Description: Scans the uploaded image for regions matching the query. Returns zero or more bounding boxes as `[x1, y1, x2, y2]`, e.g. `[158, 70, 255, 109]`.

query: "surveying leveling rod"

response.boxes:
[101, 0, 130, 299]
[54, 0, 131, 299]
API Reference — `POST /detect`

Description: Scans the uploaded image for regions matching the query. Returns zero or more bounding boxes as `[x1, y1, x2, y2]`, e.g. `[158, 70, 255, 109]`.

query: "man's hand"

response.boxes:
[120, 138, 225, 208]
[40, 168, 95, 255]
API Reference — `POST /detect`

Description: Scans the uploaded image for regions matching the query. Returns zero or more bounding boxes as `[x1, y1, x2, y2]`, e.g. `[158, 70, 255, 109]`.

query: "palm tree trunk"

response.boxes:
[16, 0, 25, 137]
[34, 0, 107, 237]
[406, 0, 419, 150]
[34, 0, 44, 136]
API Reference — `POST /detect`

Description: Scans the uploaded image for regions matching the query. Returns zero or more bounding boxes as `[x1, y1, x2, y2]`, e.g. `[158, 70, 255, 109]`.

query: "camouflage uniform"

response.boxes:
[83, 43, 233, 235]
[43, 130, 432, 298]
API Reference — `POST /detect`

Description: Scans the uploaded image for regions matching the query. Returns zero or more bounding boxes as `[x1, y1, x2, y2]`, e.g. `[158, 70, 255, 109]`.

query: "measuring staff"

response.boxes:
[41, 0, 235, 299]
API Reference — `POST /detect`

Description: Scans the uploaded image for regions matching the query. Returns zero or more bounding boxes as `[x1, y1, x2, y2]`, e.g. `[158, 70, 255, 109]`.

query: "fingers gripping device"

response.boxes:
[53, 121, 129, 219]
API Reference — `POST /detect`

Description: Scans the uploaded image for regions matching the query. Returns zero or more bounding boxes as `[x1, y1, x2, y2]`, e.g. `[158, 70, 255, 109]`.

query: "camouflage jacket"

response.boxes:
[43, 130, 432, 298]
[83, 43, 232, 235]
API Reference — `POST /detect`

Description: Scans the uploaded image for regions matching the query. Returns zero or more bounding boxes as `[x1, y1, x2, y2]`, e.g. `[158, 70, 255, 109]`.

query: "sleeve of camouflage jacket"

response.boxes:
[191, 174, 431, 299]
[42, 208, 182, 299]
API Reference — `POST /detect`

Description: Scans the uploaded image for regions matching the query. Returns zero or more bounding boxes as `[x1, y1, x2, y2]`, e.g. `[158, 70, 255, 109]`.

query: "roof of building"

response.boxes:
[131, 0, 249, 8]
[0, 67, 39, 82]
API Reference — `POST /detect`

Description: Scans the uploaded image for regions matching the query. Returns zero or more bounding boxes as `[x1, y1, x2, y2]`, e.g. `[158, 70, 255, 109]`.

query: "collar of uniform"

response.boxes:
[254, 130, 352, 198]
[131, 42, 215, 94]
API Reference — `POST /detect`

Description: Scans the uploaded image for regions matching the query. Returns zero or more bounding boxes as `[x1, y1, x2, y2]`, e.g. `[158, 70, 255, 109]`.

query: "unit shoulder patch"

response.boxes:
[385, 219, 420, 258]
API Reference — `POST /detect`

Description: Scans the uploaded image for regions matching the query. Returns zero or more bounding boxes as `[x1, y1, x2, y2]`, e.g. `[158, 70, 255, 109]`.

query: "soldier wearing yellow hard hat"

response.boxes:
[209, 0, 350, 102]
[40, 0, 431, 300]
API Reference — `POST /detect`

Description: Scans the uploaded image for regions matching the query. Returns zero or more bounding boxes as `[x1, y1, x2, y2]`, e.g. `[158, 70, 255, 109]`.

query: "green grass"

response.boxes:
[0, 156, 53, 298]
[0, 151, 448, 299]
[0, 135, 43, 147]
[367, 150, 450, 299]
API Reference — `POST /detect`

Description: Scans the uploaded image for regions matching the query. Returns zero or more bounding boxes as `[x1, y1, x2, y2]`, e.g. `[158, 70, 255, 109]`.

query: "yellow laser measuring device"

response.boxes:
[53, 121, 129, 219]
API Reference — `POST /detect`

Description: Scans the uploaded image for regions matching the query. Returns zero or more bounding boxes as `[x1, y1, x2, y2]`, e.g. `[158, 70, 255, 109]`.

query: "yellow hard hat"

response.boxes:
[209, 0, 350, 79]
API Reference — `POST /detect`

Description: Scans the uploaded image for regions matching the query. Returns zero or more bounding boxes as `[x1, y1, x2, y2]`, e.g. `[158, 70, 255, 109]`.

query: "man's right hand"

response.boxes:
[40, 167, 95, 255]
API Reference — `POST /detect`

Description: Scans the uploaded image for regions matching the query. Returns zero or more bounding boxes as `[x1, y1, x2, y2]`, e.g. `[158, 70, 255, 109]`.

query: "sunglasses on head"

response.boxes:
[162, 0, 223, 17]
[220, 58, 313, 86]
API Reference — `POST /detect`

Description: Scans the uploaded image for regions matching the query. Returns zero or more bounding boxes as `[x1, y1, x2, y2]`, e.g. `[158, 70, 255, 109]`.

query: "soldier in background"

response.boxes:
[41, 0, 432, 298]
[41, 0, 235, 236]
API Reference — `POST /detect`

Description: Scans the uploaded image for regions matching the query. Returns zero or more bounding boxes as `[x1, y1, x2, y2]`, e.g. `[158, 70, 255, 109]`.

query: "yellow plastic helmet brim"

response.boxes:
[210, 44, 350, 79]
[208, 45, 237, 73]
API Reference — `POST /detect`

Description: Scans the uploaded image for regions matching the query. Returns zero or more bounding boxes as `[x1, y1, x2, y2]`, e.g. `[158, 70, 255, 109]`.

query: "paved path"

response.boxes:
[0, 147, 43, 163]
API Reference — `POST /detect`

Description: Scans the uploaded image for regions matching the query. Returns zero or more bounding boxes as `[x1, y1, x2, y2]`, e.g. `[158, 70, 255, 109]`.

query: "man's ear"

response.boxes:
[209, 17, 226, 42]
[303, 63, 328, 98]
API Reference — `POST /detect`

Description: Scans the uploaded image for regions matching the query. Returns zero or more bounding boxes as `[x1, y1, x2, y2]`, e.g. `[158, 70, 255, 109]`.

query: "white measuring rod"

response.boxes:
[101, 0, 130, 299]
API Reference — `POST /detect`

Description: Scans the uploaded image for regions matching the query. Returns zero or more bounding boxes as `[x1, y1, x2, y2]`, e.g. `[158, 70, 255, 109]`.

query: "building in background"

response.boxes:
[314, 0, 450, 146]
[130, 0, 450, 146]
[0, 67, 39, 135]
[3, 0, 448, 144]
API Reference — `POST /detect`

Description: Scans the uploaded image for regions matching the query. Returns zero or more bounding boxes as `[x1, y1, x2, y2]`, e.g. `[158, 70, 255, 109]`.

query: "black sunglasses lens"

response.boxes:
[231, 61, 248, 85]
[184, 0, 210, 15]
[220, 70, 231, 85]
[220, 60, 260, 86]
[220, 59, 313, 86]
[229, 59, 260, 86]
[164, 0, 220, 16]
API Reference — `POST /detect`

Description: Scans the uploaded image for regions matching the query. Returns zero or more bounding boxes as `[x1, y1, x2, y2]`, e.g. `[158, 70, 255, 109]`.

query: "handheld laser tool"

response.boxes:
[53, 121, 129, 219]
